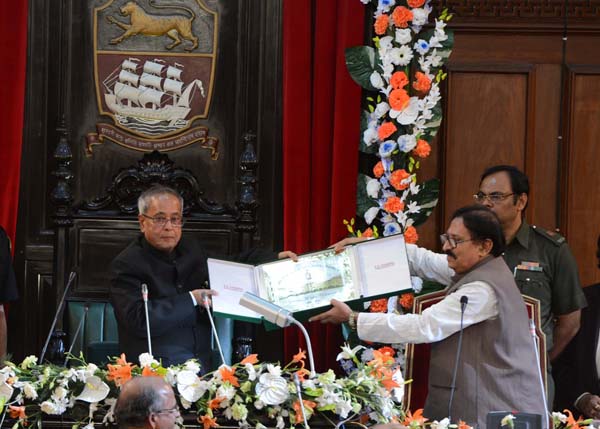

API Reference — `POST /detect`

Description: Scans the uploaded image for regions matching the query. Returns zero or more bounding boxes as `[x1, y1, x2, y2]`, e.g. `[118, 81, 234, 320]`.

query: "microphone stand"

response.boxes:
[141, 283, 152, 356]
[529, 319, 549, 429]
[294, 373, 309, 429]
[448, 295, 468, 423]
[40, 270, 77, 363]
[202, 294, 226, 367]
[64, 303, 89, 366]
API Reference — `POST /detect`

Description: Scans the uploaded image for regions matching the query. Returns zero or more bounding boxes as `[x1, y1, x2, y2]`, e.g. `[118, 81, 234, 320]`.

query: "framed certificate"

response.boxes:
[208, 233, 412, 323]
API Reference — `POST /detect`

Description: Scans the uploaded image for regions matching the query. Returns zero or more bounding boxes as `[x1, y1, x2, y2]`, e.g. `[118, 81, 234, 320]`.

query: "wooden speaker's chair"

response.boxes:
[402, 290, 547, 412]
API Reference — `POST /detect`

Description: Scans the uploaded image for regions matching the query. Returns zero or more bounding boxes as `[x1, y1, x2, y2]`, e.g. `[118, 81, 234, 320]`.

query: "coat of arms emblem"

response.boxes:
[87, 0, 219, 157]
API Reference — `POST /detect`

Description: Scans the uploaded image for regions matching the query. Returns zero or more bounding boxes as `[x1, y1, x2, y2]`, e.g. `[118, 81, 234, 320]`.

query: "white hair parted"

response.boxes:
[137, 185, 184, 214]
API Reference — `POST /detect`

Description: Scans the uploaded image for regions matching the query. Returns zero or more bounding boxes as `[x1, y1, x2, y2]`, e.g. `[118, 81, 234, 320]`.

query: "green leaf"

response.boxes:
[345, 46, 378, 91]
[407, 178, 440, 227]
[359, 111, 378, 155]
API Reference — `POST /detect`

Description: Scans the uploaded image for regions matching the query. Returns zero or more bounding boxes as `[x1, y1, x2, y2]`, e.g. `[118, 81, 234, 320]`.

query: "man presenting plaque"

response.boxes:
[311, 205, 547, 427]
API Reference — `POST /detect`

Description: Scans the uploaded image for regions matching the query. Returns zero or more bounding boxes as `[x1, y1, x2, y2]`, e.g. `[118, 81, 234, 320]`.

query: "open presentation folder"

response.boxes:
[207, 233, 412, 323]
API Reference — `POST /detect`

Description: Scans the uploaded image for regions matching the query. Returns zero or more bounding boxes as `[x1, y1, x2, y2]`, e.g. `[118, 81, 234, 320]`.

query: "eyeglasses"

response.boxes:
[473, 192, 515, 204]
[142, 214, 184, 228]
[440, 233, 473, 249]
[154, 405, 180, 416]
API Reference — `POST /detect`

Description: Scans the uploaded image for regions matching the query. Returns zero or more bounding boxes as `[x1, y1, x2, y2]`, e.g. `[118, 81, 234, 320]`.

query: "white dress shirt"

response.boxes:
[357, 244, 499, 344]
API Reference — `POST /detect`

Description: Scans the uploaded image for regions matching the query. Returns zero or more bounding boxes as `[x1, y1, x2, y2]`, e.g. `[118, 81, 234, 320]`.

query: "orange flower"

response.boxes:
[399, 293, 414, 309]
[562, 409, 587, 429]
[413, 71, 432, 93]
[384, 196, 405, 213]
[219, 366, 240, 387]
[141, 366, 161, 377]
[389, 169, 410, 191]
[388, 88, 410, 111]
[408, 0, 426, 7]
[412, 139, 431, 158]
[390, 71, 409, 89]
[107, 356, 135, 387]
[402, 409, 427, 426]
[199, 414, 219, 429]
[293, 349, 306, 364]
[9, 406, 26, 420]
[295, 367, 311, 382]
[458, 421, 473, 429]
[380, 369, 401, 391]
[362, 227, 374, 238]
[240, 354, 258, 365]
[374, 14, 389, 35]
[370, 298, 388, 313]
[377, 346, 395, 357]
[404, 225, 419, 244]
[378, 122, 397, 140]
[208, 396, 225, 410]
[392, 6, 413, 28]
[373, 161, 384, 178]
[293, 399, 317, 424]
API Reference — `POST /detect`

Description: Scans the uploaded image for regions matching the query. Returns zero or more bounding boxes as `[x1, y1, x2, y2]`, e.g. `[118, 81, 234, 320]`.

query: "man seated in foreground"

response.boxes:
[311, 205, 547, 427]
[114, 376, 180, 429]
[110, 185, 296, 369]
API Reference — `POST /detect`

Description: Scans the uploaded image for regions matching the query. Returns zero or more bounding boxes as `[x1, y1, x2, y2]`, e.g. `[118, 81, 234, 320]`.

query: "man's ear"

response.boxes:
[516, 192, 528, 212]
[480, 238, 493, 257]
[148, 413, 159, 429]
[138, 214, 146, 232]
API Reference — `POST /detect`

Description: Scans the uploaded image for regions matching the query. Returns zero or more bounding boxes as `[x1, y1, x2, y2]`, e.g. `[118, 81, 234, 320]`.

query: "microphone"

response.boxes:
[294, 373, 309, 429]
[529, 318, 550, 429]
[64, 302, 89, 366]
[239, 292, 315, 377]
[201, 292, 227, 367]
[141, 283, 153, 356]
[40, 269, 78, 363]
[448, 295, 468, 422]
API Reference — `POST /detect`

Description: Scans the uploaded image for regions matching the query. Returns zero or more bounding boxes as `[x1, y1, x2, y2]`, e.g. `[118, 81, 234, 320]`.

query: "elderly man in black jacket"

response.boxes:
[110, 185, 294, 369]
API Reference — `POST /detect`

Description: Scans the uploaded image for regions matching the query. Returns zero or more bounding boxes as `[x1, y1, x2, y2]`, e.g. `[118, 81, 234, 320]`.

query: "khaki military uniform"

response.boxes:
[502, 220, 587, 406]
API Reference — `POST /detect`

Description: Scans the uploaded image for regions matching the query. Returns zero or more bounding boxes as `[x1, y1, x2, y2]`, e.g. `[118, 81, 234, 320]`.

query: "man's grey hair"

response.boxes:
[114, 384, 164, 429]
[137, 185, 184, 215]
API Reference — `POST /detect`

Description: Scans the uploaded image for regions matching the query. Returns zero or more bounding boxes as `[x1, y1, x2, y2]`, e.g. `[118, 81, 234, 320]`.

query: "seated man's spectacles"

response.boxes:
[142, 214, 185, 227]
[154, 405, 180, 415]
[440, 233, 473, 249]
[473, 192, 515, 203]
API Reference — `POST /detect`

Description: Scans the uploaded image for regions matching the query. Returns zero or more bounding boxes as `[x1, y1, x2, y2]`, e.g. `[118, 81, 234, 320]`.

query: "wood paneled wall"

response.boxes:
[417, 2, 600, 286]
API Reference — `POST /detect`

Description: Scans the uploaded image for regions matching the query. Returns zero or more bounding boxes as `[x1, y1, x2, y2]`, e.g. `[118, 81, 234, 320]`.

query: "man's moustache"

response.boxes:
[445, 250, 456, 259]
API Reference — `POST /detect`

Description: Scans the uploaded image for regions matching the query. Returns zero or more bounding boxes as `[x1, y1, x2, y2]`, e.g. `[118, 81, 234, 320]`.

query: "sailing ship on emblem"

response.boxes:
[102, 57, 205, 136]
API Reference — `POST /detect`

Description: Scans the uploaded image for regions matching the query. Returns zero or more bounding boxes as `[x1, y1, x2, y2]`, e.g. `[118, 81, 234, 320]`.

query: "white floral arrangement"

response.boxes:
[344, 0, 454, 241]
[0, 349, 404, 429]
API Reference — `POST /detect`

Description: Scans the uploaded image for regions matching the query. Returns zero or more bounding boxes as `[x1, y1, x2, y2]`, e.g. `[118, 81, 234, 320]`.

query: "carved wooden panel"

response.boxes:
[441, 68, 530, 224]
[563, 69, 600, 286]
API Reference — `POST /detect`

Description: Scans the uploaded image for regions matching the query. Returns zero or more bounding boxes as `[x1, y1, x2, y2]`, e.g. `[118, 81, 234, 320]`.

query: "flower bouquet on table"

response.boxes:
[0, 348, 406, 429]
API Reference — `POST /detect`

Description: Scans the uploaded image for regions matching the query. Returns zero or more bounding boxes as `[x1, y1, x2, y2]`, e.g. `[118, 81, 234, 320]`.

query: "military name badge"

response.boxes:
[86, 0, 219, 159]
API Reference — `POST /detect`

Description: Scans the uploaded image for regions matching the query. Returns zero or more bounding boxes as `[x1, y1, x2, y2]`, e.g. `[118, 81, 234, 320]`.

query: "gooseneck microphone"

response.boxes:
[141, 283, 153, 356]
[448, 295, 468, 422]
[529, 318, 550, 429]
[239, 292, 315, 377]
[202, 292, 227, 367]
[40, 269, 78, 363]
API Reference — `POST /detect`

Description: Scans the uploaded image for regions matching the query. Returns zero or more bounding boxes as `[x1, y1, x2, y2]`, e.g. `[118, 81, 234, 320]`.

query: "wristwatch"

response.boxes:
[348, 311, 359, 331]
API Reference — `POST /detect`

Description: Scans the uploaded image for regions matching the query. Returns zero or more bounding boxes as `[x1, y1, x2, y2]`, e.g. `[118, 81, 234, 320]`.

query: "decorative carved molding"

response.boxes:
[235, 132, 259, 235]
[51, 116, 74, 227]
[76, 151, 232, 216]
[438, 0, 600, 18]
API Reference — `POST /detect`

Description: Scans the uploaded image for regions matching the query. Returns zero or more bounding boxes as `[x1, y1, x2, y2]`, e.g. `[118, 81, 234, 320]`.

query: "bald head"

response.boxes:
[115, 377, 177, 429]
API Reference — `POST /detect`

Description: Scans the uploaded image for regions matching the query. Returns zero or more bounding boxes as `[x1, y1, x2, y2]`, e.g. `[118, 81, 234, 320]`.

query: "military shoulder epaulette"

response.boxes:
[531, 225, 566, 246]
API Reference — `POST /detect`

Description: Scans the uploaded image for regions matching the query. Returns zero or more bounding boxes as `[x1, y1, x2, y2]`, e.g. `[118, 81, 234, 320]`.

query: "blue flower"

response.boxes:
[379, 140, 397, 157]
[414, 39, 430, 55]
[383, 222, 401, 236]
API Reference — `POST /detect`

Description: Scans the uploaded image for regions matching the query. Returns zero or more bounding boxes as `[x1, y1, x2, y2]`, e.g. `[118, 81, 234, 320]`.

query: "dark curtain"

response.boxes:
[282, 0, 365, 372]
[0, 1, 28, 244]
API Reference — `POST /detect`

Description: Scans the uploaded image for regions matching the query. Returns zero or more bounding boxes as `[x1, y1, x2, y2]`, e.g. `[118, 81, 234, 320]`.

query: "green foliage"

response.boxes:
[345, 46, 379, 91]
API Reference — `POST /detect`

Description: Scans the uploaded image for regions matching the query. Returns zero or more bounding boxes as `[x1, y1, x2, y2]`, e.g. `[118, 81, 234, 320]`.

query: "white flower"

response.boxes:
[336, 399, 353, 418]
[20, 355, 38, 370]
[253, 399, 265, 410]
[383, 222, 401, 236]
[23, 382, 38, 400]
[244, 363, 257, 381]
[397, 134, 417, 153]
[177, 370, 209, 402]
[379, 36, 394, 51]
[431, 418, 450, 429]
[364, 206, 380, 225]
[336, 343, 365, 361]
[374, 101, 390, 118]
[76, 376, 110, 403]
[414, 39, 430, 55]
[180, 397, 192, 409]
[379, 140, 397, 157]
[102, 398, 117, 424]
[376, 0, 395, 13]
[366, 178, 381, 198]
[256, 423, 267, 429]
[501, 414, 516, 427]
[266, 364, 282, 377]
[412, 8, 429, 26]
[231, 403, 248, 421]
[0, 382, 13, 401]
[216, 384, 235, 401]
[255, 373, 290, 405]
[165, 367, 179, 385]
[363, 126, 379, 146]
[276, 416, 285, 429]
[370, 71, 385, 89]
[184, 359, 201, 374]
[52, 386, 68, 401]
[41, 400, 61, 415]
[552, 412, 567, 424]
[82, 423, 94, 429]
[138, 353, 159, 368]
[405, 201, 420, 214]
[392, 97, 420, 125]
[393, 45, 413, 66]
[395, 28, 412, 45]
